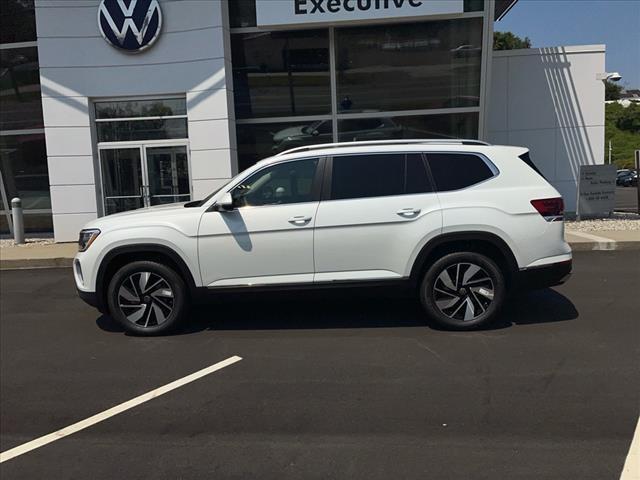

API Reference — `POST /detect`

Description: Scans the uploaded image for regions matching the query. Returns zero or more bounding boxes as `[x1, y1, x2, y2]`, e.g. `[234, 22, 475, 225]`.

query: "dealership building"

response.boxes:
[0, 0, 605, 241]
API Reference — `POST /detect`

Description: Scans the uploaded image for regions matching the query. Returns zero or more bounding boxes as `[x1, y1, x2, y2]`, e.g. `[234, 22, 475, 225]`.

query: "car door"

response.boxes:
[313, 152, 442, 282]
[198, 157, 323, 287]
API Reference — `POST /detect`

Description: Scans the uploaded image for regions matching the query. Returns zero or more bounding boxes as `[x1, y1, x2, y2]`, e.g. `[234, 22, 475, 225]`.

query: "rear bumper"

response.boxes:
[516, 259, 572, 290]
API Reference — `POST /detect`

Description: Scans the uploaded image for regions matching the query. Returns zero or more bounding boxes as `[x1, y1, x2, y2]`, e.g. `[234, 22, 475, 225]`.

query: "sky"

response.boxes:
[497, 0, 640, 90]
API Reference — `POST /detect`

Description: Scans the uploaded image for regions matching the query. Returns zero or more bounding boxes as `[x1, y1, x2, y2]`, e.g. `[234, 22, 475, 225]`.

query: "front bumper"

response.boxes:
[516, 259, 572, 291]
[77, 288, 100, 308]
[76, 288, 108, 314]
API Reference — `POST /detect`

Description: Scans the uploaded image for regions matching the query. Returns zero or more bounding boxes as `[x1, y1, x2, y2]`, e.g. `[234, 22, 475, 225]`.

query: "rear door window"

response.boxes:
[329, 153, 433, 200]
[426, 153, 494, 192]
[405, 153, 433, 194]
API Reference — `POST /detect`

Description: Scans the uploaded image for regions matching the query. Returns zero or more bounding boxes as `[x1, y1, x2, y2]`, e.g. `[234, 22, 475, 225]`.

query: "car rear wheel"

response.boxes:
[107, 260, 188, 335]
[419, 252, 506, 330]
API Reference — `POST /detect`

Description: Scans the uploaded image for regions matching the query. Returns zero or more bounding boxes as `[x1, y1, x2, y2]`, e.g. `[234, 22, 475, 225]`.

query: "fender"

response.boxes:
[95, 243, 199, 310]
[409, 231, 519, 281]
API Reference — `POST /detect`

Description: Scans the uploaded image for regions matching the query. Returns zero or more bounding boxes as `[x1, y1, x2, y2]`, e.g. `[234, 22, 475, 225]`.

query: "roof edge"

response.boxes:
[492, 44, 606, 57]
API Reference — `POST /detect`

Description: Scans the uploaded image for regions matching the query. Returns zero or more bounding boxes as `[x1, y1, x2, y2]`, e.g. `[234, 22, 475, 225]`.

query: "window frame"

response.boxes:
[230, 4, 493, 172]
[94, 96, 188, 145]
[227, 156, 327, 209]
[321, 151, 437, 202]
[423, 151, 499, 192]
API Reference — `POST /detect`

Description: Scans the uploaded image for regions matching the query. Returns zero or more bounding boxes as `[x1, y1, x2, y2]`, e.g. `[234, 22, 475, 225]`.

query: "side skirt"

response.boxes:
[194, 278, 413, 299]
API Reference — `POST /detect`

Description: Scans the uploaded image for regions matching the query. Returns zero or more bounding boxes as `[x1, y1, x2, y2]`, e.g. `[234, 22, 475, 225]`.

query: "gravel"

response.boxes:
[0, 238, 56, 248]
[565, 213, 640, 232]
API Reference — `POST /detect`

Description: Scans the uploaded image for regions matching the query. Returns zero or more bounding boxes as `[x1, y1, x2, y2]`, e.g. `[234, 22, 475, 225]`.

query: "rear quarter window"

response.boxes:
[426, 153, 495, 191]
[519, 151, 545, 179]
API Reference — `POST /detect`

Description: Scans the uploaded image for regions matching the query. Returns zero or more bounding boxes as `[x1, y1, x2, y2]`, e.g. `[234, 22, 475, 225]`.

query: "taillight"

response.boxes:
[531, 197, 564, 222]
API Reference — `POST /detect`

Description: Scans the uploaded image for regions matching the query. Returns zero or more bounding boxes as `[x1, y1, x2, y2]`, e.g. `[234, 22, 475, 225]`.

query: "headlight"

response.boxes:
[78, 229, 100, 252]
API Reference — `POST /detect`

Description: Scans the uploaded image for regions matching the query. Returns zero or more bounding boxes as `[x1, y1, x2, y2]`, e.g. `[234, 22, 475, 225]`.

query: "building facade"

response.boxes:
[0, 0, 604, 242]
[0, 1, 51, 234]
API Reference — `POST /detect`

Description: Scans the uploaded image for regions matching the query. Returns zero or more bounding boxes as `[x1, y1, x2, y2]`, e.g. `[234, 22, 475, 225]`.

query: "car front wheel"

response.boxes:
[420, 252, 506, 330]
[107, 260, 188, 335]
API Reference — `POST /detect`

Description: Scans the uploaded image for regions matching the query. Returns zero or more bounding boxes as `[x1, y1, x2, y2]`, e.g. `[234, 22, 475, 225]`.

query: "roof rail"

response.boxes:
[274, 139, 491, 156]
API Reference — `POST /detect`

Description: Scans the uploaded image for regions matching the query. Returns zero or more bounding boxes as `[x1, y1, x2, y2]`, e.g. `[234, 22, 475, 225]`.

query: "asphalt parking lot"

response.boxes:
[1, 251, 638, 479]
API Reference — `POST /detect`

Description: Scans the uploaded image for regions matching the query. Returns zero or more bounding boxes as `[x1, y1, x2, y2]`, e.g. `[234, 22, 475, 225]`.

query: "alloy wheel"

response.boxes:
[117, 271, 174, 328]
[432, 262, 495, 322]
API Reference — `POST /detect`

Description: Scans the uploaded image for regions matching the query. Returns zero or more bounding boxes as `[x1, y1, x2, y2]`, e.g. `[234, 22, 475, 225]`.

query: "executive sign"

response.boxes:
[576, 164, 616, 218]
[98, 0, 162, 52]
[256, 0, 464, 27]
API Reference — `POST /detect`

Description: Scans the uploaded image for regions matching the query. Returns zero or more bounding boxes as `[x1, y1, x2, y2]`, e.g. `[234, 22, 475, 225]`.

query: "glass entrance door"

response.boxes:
[145, 146, 190, 206]
[99, 144, 191, 215]
[100, 148, 145, 215]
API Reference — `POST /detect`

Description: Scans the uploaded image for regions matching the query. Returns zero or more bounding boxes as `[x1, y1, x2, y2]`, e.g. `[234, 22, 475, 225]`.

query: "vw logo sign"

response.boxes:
[98, 0, 162, 53]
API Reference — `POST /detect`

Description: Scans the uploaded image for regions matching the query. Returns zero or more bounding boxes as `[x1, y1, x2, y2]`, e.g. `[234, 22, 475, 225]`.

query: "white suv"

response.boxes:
[75, 140, 572, 335]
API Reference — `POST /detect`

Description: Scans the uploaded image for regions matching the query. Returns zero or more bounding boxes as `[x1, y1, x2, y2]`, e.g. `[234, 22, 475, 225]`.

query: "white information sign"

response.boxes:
[576, 164, 616, 218]
[256, 0, 464, 27]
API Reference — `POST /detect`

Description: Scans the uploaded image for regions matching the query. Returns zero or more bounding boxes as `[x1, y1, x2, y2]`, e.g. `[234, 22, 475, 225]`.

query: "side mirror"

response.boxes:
[215, 192, 234, 211]
[312, 130, 320, 136]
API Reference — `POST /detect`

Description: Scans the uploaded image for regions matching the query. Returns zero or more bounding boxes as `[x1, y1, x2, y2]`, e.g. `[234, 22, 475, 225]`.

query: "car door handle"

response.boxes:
[396, 208, 421, 217]
[288, 215, 312, 225]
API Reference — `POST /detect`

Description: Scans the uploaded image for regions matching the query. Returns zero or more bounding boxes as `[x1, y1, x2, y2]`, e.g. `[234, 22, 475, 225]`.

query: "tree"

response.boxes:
[493, 31, 531, 50]
[616, 103, 640, 133]
[605, 80, 623, 101]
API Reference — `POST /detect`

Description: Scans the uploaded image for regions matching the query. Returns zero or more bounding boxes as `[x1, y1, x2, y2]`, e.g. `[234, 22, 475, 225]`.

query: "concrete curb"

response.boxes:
[2, 241, 639, 270]
[0, 257, 74, 270]
[568, 241, 640, 252]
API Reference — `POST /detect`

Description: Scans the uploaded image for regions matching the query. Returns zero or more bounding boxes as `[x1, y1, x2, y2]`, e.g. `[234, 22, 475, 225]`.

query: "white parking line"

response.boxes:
[0, 355, 243, 464]
[621, 417, 640, 479]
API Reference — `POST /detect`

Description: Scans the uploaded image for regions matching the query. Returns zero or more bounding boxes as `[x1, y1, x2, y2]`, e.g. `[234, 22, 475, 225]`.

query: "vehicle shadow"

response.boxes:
[96, 287, 578, 335]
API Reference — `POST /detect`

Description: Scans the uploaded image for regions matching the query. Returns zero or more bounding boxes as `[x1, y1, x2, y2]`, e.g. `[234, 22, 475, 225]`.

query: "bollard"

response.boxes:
[11, 197, 25, 245]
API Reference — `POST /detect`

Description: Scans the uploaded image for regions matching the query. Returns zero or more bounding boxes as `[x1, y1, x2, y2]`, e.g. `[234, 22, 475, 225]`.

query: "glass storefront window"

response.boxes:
[335, 18, 483, 113]
[464, 0, 484, 12]
[95, 98, 187, 119]
[1, 0, 36, 44]
[0, 212, 53, 235]
[229, 0, 257, 28]
[338, 112, 479, 142]
[96, 118, 188, 142]
[95, 98, 188, 142]
[0, 47, 44, 130]
[236, 119, 333, 171]
[95, 98, 191, 215]
[231, 30, 331, 119]
[0, 133, 51, 210]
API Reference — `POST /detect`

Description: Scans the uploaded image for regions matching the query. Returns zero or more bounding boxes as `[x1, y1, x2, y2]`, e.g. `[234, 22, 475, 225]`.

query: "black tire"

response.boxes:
[107, 260, 188, 336]
[419, 252, 506, 330]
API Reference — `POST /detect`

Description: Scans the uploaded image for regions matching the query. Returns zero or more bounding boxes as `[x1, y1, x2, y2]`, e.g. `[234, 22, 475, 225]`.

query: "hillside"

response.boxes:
[605, 102, 640, 168]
